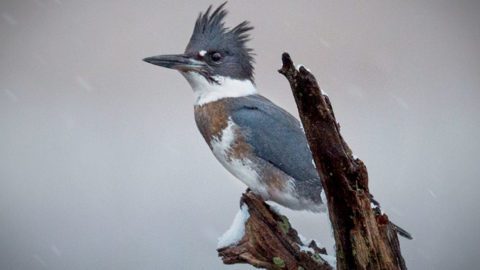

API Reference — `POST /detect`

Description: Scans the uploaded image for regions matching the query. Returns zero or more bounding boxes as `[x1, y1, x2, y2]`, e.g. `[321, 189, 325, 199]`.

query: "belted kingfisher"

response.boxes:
[144, 3, 410, 238]
[144, 3, 323, 212]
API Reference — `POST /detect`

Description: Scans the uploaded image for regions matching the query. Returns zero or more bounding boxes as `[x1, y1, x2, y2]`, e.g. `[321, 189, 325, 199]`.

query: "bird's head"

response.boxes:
[143, 3, 254, 85]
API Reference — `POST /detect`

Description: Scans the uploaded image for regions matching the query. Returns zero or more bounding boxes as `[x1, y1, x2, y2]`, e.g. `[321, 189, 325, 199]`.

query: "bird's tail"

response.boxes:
[369, 195, 413, 240]
[390, 221, 413, 240]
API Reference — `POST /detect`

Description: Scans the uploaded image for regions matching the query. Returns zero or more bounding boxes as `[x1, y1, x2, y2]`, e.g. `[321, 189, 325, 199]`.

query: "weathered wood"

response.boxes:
[278, 52, 407, 270]
[217, 191, 333, 270]
[217, 53, 407, 270]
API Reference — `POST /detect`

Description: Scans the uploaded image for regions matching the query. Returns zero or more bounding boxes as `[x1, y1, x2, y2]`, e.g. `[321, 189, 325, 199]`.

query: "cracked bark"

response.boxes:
[217, 53, 407, 270]
[218, 191, 333, 270]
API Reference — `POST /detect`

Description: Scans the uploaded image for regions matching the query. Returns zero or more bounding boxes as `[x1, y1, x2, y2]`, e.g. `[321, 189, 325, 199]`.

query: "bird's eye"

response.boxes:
[210, 52, 223, 62]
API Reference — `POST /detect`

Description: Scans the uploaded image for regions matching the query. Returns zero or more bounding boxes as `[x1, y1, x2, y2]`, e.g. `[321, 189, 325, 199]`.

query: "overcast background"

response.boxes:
[1, 0, 479, 269]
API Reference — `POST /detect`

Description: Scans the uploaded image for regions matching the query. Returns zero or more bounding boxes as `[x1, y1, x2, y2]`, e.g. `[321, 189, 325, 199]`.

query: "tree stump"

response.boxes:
[217, 53, 408, 270]
[218, 191, 334, 270]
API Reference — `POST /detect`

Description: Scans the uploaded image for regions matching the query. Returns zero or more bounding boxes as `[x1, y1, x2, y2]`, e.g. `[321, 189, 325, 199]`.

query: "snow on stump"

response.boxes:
[217, 190, 333, 270]
[217, 204, 250, 249]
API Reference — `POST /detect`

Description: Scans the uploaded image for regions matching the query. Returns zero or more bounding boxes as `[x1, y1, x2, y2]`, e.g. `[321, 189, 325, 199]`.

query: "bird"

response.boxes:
[143, 3, 412, 239]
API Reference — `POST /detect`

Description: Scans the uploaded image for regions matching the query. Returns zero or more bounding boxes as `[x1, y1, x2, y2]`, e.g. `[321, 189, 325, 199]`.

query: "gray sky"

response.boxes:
[1, 0, 479, 269]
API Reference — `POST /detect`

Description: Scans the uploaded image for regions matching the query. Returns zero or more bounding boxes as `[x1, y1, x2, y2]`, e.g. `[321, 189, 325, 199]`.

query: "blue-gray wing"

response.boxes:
[229, 95, 320, 183]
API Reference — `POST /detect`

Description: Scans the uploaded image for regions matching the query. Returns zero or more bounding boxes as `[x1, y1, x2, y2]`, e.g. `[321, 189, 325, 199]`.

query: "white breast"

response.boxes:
[210, 119, 269, 198]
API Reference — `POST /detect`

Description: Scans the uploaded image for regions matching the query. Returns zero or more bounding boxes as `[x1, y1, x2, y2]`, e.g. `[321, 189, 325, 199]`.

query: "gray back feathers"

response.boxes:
[229, 95, 321, 185]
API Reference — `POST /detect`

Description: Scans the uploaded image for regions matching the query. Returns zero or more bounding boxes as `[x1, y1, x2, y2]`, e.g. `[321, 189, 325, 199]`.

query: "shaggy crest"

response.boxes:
[185, 2, 255, 81]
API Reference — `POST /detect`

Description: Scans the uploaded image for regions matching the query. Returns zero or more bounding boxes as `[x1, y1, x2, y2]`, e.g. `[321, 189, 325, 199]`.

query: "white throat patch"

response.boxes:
[181, 72, 257, 106]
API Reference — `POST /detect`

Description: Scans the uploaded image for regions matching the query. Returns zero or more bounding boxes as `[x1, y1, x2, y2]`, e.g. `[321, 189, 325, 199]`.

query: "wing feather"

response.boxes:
[230, 95, 319, 183]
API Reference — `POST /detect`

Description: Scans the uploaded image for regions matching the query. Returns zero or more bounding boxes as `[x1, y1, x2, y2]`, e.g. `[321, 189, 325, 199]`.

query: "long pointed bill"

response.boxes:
[142, 54, 205, 72]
